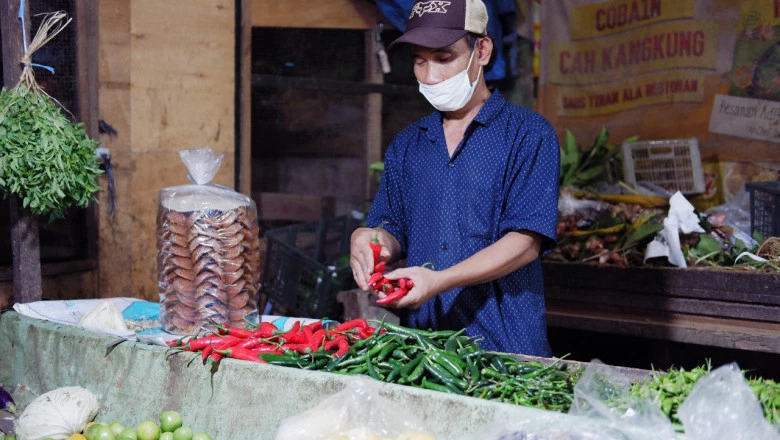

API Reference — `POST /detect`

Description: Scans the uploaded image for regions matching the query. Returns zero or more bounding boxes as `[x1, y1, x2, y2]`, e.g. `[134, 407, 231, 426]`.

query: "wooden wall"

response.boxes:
[96, 0, 237, 300]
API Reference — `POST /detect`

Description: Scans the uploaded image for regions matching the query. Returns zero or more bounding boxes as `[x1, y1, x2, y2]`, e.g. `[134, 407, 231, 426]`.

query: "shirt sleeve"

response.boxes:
[366, 136, 408, 256]
[498, 113, 560, 252]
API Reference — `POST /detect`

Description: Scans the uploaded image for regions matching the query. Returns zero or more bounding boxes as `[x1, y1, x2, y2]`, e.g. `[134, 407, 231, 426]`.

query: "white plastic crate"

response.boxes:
[622, 138, 705, 195]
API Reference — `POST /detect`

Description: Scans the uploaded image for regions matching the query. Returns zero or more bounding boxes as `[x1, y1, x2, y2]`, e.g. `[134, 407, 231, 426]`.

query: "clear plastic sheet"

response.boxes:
[677, 363, 780, 440]
[567, 360, 678, 440]
[274, 377, 438, 440]
[156, 147, 261, 335]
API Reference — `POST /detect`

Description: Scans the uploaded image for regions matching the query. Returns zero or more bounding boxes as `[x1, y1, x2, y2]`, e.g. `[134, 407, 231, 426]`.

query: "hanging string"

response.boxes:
[15, 0, 71, 95]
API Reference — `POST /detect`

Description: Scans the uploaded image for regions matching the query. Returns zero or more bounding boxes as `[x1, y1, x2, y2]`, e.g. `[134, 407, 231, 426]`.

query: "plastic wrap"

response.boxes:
[677, 363, 780, 440]
[274, 378, 437, 440]
[457, 418, 633, 440]
[157, 147, 261, 335]
[567, 360, 678, 440]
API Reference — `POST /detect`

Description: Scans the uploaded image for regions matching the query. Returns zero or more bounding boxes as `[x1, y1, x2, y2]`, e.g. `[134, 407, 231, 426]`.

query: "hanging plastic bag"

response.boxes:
[568, 359, 678, 440]
[677, 363, 780, 440]
[274, 377, 437, 440]
[156, 147, 261, 335]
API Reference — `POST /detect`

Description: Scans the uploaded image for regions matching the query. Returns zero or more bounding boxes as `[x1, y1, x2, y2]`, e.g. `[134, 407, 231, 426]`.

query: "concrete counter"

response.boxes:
[0, 312, 587, 439]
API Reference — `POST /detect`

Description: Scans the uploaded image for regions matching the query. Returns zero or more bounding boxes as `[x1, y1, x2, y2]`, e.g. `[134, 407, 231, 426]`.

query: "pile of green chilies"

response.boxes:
[249, 320, 580, 412]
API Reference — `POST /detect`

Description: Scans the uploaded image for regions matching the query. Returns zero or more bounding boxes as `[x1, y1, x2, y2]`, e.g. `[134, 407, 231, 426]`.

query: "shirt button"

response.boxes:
[448, 162, 455, 168]
[441, 243, 448, 250]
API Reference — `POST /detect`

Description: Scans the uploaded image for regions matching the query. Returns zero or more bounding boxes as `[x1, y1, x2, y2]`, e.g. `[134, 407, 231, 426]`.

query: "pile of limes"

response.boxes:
[79, 411, 213, 440]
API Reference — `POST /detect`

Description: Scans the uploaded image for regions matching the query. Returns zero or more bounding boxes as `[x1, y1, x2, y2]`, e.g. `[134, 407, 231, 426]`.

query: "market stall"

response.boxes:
[1, 0, 779, 439]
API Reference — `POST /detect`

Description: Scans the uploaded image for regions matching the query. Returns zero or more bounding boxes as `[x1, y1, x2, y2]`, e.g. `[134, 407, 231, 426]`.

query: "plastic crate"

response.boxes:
[622, 138, 705, 195]
[746, 181, 780, 239]
[261, 215, 360, 319]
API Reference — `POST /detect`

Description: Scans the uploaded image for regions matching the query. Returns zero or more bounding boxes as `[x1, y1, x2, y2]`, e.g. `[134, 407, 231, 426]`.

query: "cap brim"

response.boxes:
[387, 28, 468, 50]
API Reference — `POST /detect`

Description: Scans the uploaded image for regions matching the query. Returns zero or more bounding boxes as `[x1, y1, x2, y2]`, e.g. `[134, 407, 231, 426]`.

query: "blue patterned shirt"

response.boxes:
[367, 91, 560, 356]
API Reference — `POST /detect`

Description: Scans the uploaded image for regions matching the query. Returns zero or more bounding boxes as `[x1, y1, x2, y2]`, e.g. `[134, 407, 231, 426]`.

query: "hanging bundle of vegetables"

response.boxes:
[0, 11, 102, 220]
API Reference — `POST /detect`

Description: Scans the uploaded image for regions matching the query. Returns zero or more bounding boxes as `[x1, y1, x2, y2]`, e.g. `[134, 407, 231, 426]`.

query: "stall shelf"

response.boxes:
[543, 262, 780, 354]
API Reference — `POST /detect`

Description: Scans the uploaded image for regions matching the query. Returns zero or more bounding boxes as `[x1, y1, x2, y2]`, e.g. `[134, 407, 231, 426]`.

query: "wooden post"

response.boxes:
[1, 0, 43, 303]
[237, 0, 252, 194]
[364, 27, 384, 201]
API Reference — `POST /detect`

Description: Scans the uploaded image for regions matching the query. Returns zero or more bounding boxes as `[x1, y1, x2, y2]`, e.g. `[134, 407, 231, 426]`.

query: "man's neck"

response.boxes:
[441, 82, 491, 124]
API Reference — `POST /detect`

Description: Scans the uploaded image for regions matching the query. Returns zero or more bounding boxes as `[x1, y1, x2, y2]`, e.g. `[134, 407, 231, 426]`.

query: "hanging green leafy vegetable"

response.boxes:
[0, 12, 102, 220]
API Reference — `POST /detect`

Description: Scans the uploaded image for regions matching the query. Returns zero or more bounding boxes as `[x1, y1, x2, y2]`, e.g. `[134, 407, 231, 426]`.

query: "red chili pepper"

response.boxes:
[238, 338, 264, 350]
[303, 324, 313, 341]
[333, 318, 369, 333]
[382, 283, 395, 294]
[216, 325, 253, 339]
[406, 279, 415, 289]
[376, 287, 408, 305]
[214, 347, 265, 363]
[398, 278, 407, 290]
[307, 321, 323, 332]
[357, 326, 375, 339]
[209, 350, 223, 362]
[187, 334, 228, 351]
[373, 261, 386, 273]
[367, 272, 384, 288]
[323, 334, 346, 351]
[255, 346, 284, 354]
[201, 344, 214, 361]
[207, 335, 242, 351]
[251, 322, 278, 339]
[282, 343, 312, 355]
[309, 329, 326, 351]
[334, 337, 350, 357]
[369, 237, 381, 266]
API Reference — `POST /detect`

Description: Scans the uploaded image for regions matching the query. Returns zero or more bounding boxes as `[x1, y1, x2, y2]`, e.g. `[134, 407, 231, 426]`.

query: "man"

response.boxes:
[349, 0, 560, 356]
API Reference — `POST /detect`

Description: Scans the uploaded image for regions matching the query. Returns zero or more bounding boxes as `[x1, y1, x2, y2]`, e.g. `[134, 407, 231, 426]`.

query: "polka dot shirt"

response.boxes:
[367, 91, 560, 356]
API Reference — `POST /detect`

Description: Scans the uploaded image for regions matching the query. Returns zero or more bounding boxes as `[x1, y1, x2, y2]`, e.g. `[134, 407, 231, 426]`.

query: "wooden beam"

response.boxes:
[252, 74, 416, 96]
[364, 29, 383, 200]
[1, 0, 42, 304]
[251, 0, 388, 30]
[237, 0, 252, 194]
[75, 0, 100, 277]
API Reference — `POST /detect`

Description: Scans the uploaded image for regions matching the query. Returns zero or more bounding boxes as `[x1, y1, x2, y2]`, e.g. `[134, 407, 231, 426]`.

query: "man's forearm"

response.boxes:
[435, 231, 542, 293]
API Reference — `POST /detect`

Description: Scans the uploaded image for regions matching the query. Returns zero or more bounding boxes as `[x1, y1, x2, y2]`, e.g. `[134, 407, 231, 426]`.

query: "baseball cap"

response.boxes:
[388, 0, 489, 50]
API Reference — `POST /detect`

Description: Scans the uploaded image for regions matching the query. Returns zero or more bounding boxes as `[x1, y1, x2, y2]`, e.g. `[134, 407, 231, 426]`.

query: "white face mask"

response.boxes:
[418, 42, 481, 112]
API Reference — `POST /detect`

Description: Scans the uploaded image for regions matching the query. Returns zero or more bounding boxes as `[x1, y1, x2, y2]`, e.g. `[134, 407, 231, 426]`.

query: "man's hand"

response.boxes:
[376, 265, 441, 310]
[350, 227, 395, 291]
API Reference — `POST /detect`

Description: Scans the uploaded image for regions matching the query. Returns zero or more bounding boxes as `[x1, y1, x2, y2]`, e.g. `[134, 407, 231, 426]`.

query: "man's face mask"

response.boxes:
[418, 40, 481, 112]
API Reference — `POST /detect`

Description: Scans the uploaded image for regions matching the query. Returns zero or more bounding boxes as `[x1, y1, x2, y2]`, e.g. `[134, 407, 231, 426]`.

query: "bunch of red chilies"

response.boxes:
[368, 236, 414, 305]
[167, 318, 382, 363]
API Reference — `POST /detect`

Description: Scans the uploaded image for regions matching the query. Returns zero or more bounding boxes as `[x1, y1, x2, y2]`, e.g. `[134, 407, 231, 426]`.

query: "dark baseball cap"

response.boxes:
[388, 0, 489, 50]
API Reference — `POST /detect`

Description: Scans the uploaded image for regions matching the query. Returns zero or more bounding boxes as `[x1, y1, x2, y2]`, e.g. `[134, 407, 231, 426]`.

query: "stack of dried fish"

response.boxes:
[157, 195, 261, 335]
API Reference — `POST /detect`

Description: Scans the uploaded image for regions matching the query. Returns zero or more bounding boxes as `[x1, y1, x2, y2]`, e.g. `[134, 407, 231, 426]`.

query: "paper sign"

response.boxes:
[549, 21, 717, 85]
[557, 71, 704, 117]
[709, 94, 780, 142]
[570, 0, 695, 41]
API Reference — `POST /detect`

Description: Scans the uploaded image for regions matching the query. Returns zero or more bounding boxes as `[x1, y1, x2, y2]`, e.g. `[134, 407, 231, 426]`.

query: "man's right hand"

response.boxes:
[350, 227, 395, 291]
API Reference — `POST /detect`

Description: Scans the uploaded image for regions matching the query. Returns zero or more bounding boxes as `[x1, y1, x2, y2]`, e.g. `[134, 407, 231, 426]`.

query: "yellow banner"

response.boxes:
[549, 21, 717, 85]
[557, 71, 705, 117]
[570, 0, 695, 40]
[738, 0, 780, 31]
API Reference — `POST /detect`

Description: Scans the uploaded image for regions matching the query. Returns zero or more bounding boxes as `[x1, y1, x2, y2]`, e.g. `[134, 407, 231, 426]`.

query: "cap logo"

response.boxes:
[409, 1, 451, 19]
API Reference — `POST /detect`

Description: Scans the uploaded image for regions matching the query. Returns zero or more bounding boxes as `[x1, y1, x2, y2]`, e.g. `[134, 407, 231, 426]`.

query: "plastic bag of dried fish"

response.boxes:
[157, 147, 261, 335]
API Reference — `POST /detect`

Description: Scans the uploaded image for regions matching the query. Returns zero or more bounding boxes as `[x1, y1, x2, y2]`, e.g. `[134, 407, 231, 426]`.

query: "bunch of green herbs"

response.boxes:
[0, 84, 102, 220]
[560, 126, 638, 189]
